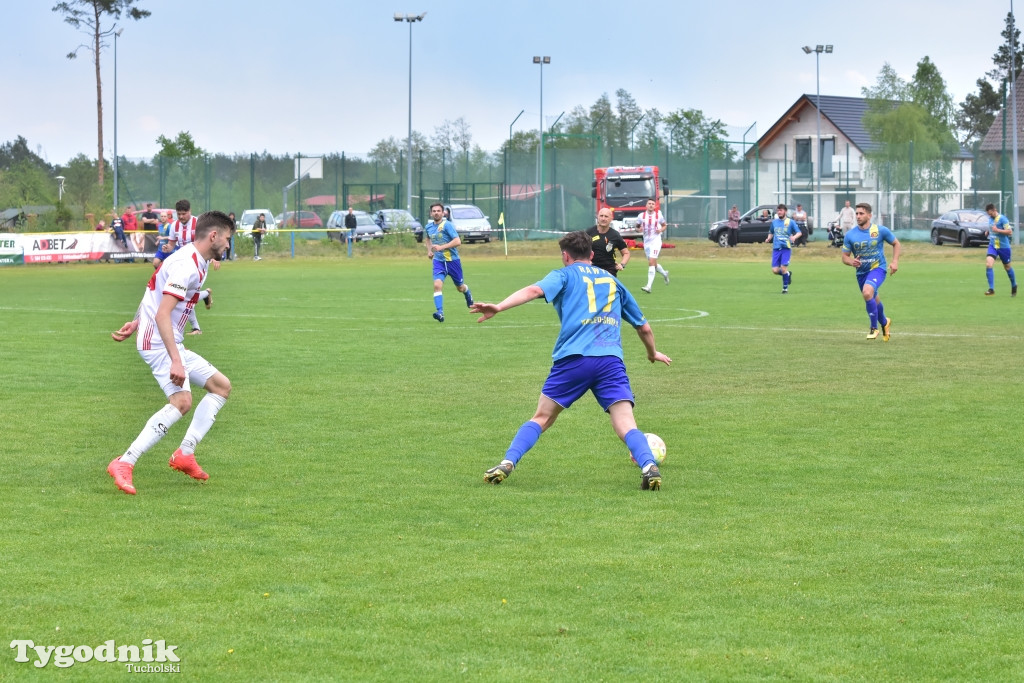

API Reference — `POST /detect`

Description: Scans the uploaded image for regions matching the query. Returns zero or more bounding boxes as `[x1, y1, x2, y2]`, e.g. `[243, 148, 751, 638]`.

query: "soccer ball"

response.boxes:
[646, 433, 666, 465]
[630, 432, 666, 465]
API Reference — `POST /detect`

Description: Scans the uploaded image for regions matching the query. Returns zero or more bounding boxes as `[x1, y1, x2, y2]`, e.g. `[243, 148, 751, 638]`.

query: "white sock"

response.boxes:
[178, 394, 227, 455]
[121, 404, 182, 465]
[200, 289, 210, 301]
[656, 264, 668, 276]
[188, 308, 200, 331]
[646, 266, 656, 288]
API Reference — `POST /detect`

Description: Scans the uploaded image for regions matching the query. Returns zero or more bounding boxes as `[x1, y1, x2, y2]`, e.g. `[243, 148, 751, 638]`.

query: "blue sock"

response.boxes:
[783, 272, 791, 287]
[463, 287, 473, 304]
[625, 429, 655, 469]
[504, 421, 543, 466]
[877, 301, 887, 328]
[866, 299, 878, 329]
[1008, 268, 1017, 287]
[433, 292, 443, 313]
[987, 268, 995, 289]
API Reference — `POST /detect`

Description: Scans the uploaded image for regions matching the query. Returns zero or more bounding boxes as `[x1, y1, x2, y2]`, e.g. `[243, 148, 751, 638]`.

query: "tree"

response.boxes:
[956, 12, 1023, 145]
[862, 59, 959, 215]
[663, 109, 731, 160]
[52, 0, 151, 187]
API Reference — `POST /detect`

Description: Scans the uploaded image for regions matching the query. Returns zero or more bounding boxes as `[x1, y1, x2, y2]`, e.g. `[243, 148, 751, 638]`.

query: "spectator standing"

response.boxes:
[585, 207, 631, 277]
[344, 207, 357, 241]
[139, 203, 159, 255]
[227, 212, 236, 260]
[837, 200, 856, 233]
[252, 213, 267, 261]
[792, 204, 808, 247]
[726, 205, 740, 247]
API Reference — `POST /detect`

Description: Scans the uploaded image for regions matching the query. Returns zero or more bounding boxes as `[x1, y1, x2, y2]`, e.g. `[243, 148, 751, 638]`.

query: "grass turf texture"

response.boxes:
[1, 240, 1023, 680]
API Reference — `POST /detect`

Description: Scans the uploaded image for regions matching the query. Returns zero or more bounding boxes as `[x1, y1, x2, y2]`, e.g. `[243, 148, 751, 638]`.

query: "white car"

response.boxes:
[238, 209, 277, 236]
[445, 204, 492, 243]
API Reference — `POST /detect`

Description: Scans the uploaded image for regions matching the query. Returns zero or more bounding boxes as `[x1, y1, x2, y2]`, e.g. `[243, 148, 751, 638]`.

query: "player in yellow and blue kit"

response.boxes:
[764, 204, 802, 293]
[842, 203, 901, 340]
[984, 203, 1017, 296]
[423, 202, 473, 322]
[472, 231, 672, 491]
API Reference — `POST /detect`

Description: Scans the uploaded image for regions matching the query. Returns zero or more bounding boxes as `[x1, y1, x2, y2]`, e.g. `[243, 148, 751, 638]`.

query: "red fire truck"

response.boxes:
[591, 166, 669, 237]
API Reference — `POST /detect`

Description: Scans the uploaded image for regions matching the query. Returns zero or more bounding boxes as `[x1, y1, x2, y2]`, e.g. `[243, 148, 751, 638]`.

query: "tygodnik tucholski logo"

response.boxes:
[10, 639, 180, 671]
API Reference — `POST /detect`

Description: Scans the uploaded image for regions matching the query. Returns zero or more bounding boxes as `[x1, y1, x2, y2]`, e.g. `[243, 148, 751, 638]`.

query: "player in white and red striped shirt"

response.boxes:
[638, 199, 670, 293]
[166, 198, 213, 333]
[107, 211, 236, 495]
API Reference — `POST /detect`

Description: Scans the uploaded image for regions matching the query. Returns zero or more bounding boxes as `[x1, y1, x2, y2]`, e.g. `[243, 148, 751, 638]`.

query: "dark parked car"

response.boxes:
[708, 204, 813, 247]
[326, 210, 384, 241]
[931, 209, 989, 247]
[376, 209, 423, 241]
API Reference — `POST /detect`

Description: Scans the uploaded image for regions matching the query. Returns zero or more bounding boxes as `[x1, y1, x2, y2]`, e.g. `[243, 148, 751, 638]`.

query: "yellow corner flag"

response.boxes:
[498, 212, 505, 227]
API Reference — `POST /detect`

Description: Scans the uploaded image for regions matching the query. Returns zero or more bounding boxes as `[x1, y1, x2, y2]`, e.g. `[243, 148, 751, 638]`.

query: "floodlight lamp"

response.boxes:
[394, 13, 402, 21]
[412, 12, 426, 21]
[815, 44, 824, 52]
[55, 175, 65, 181]
[825, 45, 833, 53]
[801, 45, 812, 54]
[543, 56, 551, 64]
[533, 56, 541, 63]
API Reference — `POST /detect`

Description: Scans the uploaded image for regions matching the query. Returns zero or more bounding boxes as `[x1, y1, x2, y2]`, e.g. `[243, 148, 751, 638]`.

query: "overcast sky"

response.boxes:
[3, 0, 1018, 165]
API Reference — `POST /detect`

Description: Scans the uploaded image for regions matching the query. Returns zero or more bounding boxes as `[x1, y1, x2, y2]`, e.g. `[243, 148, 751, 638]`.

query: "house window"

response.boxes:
[795, 139, 811, 178]
[820, 138, 835, 178]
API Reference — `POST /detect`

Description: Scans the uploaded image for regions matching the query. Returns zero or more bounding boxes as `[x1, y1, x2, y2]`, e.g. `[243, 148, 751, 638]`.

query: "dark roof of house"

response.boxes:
[979, 83, 1024, 151]
[753, 94, 971, 159]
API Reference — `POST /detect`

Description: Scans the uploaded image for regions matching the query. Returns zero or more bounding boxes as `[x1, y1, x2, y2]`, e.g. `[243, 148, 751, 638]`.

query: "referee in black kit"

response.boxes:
[584, 207, 631, 277]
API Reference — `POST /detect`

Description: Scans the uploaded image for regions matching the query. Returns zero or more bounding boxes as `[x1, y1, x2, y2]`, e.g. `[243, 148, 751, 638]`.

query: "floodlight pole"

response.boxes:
[395, 12, 426, 214]
[533, 56, 550, 228]
[802, 44, 832, 221]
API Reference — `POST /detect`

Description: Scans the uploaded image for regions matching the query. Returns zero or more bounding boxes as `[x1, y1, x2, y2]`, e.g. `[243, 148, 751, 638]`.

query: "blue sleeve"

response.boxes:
[444, 223, 459, 242]
[880, 226, 896, 244]
[536, 269, 565, 303]
[619, 285, 647, 328]
[999, 216, 1010, 230]
[842, 233, 852, 253]
[789, 221, 800, 236]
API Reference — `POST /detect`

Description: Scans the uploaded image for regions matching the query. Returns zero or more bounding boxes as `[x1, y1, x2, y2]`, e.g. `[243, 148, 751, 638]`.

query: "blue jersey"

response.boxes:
[769, 217, 799, 250]
[425, 220, 460, 262]
[989, 213, 1013, 250]
[156, 221, 171, 250]
[842, 223, 897, 274]
[535, 261, 647, 361]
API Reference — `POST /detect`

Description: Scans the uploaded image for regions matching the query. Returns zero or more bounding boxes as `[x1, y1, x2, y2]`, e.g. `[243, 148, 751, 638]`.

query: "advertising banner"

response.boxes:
[0, 234, 24, 265]
[1, 232, 160, 264]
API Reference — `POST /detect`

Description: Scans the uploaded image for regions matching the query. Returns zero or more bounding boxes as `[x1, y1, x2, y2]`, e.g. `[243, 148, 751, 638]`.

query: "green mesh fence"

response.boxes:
[109, 142, 1005, 243]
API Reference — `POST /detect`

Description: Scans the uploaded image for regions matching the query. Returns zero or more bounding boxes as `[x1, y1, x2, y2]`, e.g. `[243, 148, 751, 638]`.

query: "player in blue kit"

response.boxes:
[842, 203, 901, 340]
[471, 231, 672, 491]
[764, 204, 802, 293]
[423, 202, 473, 322]
[983, 203, 1017, 297]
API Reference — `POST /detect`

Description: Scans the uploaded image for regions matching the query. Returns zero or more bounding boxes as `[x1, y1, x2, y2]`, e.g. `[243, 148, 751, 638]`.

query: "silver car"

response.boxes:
[445, 204, 492, 243]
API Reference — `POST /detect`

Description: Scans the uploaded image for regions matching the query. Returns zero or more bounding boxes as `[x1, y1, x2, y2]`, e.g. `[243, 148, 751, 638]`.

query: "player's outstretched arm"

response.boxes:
[111, 319, 139, 342]
[635, 323, 672, 366]
[471, 285, 544, 322]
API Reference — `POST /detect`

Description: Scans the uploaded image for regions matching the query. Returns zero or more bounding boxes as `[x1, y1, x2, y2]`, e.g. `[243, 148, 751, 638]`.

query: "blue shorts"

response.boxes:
[988, 246, 1012, 265]
[541, 355, 634, 412]
[857, 267, 887, 294]
[432, 259, 464, 285]
[771, 249, 792, 269]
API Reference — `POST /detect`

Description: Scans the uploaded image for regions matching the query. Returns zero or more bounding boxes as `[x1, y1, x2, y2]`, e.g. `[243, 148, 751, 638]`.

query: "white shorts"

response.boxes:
[139, 346, 219, 398]
[643, 240, 662, 259]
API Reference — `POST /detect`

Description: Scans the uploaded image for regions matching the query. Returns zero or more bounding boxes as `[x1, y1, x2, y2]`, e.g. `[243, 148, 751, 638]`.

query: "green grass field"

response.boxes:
[2, 239, 1023, 680]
